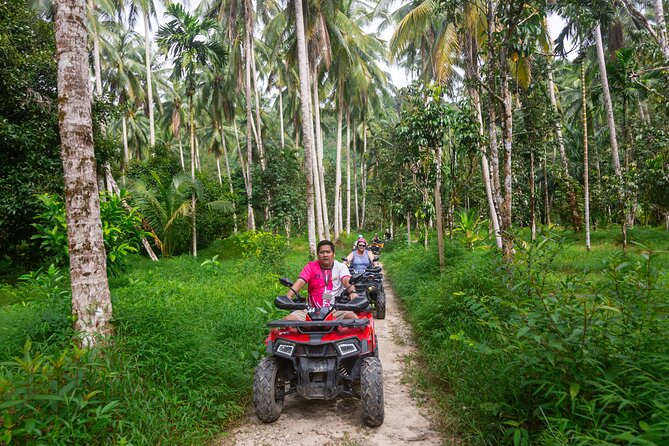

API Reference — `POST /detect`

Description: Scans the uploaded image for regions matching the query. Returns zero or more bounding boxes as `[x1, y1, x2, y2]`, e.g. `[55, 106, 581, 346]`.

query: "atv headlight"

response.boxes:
[336, 341, 360, 356]
[275, 341, 295, 357]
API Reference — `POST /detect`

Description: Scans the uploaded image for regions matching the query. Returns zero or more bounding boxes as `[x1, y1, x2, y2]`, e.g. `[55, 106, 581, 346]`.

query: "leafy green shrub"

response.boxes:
[30, 194, 69, 266]
[30, 192, 145, 275]
[0, 265, 73, 358]
[231, 231, 287, 274]
[452, 209, 489, 250]
[195, 171, 235, 247]
[384, 229, 669, 445]
[0, 341, 126, 445]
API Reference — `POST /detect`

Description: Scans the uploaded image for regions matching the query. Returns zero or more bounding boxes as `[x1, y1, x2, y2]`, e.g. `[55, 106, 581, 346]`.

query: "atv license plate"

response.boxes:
[308, 360, 328, 372]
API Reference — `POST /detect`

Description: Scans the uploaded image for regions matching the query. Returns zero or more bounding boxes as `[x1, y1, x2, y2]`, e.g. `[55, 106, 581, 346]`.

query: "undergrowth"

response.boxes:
[383, 227, 669, 445]
[0, 236, 307, 445]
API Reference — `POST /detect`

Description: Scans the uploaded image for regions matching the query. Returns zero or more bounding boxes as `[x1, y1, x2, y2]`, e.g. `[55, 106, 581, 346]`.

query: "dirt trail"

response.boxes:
[220, 272, 444, 446]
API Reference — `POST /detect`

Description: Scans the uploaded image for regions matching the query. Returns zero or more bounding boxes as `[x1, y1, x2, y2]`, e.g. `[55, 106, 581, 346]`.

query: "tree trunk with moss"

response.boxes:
[55, 0, 112, 347]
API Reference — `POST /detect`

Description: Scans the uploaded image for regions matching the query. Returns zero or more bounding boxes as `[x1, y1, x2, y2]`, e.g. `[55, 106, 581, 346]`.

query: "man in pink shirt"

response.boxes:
[285, 240, 359, 321]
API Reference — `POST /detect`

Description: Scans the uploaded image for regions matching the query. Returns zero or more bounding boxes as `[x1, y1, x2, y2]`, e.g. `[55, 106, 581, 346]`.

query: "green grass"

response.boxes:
[548, 226, 669, 275]
[0, 235, 309, 445]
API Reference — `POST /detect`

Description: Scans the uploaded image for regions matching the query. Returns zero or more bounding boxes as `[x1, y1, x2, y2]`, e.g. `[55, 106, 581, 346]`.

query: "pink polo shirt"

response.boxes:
[299, 260, 351, 308]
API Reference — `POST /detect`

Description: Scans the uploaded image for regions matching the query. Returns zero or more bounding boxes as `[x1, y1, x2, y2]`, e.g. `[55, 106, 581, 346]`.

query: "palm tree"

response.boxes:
[160, 85, 187, 170]
[198, 0, 266, 230]
[132, 173, 199, 257]
[547, 48, 582, 232]
[293, 0, 317, 255]
[157, 3, 227, 257]
[55, 0, 112, 346]
[326, 0, 389, 238]
[103, 25, 145, 171]
[581, 53, 591, 251]
[127, 0, 163, 147]
[554, 0, 626, 251]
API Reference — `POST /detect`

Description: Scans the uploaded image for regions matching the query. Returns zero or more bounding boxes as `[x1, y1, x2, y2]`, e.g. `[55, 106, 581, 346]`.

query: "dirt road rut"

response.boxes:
[220, 273, 443, 446]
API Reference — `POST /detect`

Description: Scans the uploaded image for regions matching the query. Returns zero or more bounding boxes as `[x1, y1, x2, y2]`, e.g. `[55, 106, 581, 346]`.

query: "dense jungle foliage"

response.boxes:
[2, 0, 669, 444]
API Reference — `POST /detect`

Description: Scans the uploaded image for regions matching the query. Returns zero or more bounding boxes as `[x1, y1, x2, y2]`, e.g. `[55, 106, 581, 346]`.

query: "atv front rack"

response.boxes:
[267, 319, 370, 329]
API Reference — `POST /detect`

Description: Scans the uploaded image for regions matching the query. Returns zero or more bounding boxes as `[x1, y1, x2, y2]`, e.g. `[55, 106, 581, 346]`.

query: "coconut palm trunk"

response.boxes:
[189, 97, 197, 257]
[55, 0, 112, 347]
[88, 0, 102, 96]
[122, 115, 129, 174]
[279, 90, 285, 149]
[354, 131, 359, 230]
[310, 68, 329, 239]
[547, 57, 581, 231]
[654, 0, 669, 58]
[244, 29, 256, 230]
[464, 27, 502, 248]
[143, 11, 155, 147]
[360, 125, 367, 229]
[530, 148, 536, 241]
[406, 212, 411, 246]
[346, 109, 351, 235]
[293, 0, 317, 255]
[594, 23, 625, 252]
[582, 60, 591, 251]
[312, 65, 328, 239]
[543, 153, 550, 225]
[221, 130, 238, 233]
[234, 119, 249, 187]
[435, 143, 445, 271]
[471, 85, 502, 248]
[312, 131, 325, 239]
[334, 87, 344, 240]
[250, 42, 265, 170]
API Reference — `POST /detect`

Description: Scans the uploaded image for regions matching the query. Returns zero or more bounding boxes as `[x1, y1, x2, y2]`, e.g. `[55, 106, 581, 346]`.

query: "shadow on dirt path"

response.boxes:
[218, 269, 445, 446]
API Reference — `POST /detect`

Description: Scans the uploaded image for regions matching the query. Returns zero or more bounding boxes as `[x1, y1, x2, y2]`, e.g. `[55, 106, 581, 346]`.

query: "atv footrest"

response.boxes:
[267, 319, 370, 329]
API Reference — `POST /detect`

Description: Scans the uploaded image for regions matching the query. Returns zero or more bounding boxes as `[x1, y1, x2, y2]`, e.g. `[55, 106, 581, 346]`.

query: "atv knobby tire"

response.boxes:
[375, 292, 386, 319]
[253, 357, 284, 423]
[360, 357, 384, 426]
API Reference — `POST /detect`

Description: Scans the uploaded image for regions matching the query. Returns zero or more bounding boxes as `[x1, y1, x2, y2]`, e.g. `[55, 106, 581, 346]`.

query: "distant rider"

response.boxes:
[284, 240, 358, 321]
[372, 233, 381, 244]
[346, 237, 376, 273]
[384, 229, 391, 240]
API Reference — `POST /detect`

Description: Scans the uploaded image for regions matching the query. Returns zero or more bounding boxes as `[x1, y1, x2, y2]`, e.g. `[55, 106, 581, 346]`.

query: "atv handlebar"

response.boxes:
[267, 318, 370, 329]
[275, 294, 307, 311]
[274, 295, 371, 313]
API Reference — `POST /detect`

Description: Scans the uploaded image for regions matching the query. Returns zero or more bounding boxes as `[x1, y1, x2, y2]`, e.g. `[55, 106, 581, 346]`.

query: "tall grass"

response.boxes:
[383, 227, 669, 445]
[0, 236, 308, 444]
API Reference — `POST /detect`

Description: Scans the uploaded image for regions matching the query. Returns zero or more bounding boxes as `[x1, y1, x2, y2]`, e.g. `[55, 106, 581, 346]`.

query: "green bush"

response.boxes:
[31, 192, 146, 275]
[231, 230, 287, 275]
[0, 341, 126, 445]
[384, 228, 669, 445]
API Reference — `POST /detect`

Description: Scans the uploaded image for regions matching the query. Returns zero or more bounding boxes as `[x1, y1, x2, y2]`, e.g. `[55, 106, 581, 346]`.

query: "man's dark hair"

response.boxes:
[317, 240, 335, 253]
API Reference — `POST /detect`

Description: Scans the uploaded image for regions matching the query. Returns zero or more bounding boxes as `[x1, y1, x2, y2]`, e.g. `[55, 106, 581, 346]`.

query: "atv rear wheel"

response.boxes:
[375, 292, 386, 319]
[253, 357, 285, 423]
[360, 357, 384, 426]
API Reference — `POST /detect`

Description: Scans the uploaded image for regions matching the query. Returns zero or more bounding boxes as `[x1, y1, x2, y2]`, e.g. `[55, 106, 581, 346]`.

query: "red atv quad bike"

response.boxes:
[253, 275, 384, 427]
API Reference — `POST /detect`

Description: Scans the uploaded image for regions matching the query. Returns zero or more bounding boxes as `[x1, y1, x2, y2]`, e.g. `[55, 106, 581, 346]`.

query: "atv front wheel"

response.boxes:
[360, 357, 384, 426]
[253, 357, 285, 423]
[375, 292, 386, 319]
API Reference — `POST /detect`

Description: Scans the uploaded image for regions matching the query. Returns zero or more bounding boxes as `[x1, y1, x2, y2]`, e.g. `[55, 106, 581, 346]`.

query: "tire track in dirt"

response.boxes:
[219, 270, 443, 446]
